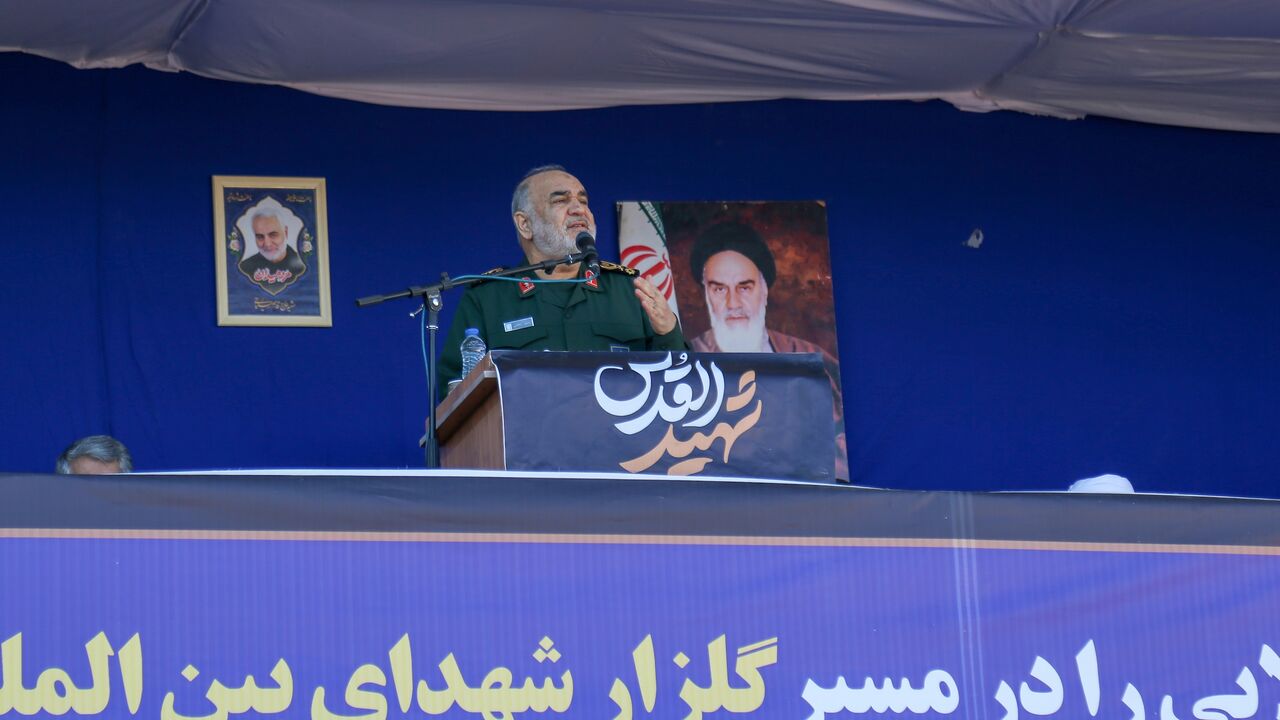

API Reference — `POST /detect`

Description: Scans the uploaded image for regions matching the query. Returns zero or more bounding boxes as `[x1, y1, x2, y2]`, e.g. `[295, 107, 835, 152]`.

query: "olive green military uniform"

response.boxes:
[438, 260, 688, 400]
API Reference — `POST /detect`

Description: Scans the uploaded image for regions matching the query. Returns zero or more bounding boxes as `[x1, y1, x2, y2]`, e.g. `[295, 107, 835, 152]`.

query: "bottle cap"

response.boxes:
[465, 328, 480, 336]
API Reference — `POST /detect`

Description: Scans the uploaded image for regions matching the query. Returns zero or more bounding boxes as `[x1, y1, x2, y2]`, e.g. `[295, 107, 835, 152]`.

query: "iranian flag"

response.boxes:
[617, 201, 680, 318]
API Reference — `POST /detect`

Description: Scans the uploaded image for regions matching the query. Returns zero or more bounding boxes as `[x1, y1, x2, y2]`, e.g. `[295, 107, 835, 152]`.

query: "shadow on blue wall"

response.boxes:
[2, 53, 1278, 495]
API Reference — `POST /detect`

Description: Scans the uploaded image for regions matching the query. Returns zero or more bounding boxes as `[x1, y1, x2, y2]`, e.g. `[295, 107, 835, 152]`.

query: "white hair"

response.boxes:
[56, 434, 133, 474]
[251, 209, 284, 228]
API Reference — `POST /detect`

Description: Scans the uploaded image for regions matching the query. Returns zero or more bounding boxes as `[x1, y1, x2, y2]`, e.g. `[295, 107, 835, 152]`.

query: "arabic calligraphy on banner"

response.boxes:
[594, 354, 762, 475]
[493, 350, 835, 480]
[8, 632, 1280, 719]
[0, 632, 777, 719]
[5, 525, 1280, 719]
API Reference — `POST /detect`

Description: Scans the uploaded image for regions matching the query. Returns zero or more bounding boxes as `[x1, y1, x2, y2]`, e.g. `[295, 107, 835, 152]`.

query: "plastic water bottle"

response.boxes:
[459, 328, 486, 381]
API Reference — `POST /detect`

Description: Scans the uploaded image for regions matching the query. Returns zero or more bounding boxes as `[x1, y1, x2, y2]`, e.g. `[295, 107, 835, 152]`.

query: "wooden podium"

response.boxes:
[435, 355, 504, 469]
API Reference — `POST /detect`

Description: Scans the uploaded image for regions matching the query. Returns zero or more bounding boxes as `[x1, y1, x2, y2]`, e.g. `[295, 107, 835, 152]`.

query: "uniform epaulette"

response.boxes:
[599, 260, 637, 276]
[481, 266, 506, 276]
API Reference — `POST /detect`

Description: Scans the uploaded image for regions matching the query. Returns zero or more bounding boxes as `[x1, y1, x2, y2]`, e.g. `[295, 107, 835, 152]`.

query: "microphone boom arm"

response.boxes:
[354, 249, 596, 470]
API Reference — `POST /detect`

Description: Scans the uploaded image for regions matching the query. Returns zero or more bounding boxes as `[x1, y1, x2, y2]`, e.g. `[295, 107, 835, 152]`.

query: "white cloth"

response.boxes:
[1068, 474, 1135, 494]
[3, 0, 1280, 132]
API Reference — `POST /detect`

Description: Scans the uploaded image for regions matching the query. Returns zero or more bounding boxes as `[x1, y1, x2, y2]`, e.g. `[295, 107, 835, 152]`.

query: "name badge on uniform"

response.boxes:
[610, 344, 630, 352]
[503, 317, 535, 332]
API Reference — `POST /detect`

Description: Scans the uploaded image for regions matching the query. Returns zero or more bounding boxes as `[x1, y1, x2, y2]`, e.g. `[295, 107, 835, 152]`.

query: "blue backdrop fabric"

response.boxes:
[2, 53, 1279, 495]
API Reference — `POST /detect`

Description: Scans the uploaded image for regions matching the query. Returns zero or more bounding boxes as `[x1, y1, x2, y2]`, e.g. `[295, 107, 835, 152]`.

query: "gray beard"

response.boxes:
[708, 308, 771, 353]
[260, 246, 287, 263]
[530, 212, 591, 258]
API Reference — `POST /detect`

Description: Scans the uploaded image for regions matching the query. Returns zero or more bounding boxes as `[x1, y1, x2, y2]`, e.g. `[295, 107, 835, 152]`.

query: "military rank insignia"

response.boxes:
[599, 260, 638, 276]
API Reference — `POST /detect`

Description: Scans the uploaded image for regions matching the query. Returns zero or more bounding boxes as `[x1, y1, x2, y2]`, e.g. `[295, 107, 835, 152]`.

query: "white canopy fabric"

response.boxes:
[4, 0, 1280, 133]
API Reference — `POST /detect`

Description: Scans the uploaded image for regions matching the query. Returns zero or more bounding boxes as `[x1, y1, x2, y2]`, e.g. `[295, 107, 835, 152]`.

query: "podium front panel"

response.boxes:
[492, 350, 835, 481]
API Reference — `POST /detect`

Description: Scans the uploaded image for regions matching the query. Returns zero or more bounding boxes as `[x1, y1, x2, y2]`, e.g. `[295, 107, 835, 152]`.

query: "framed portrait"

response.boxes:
[213, 176, 332, 327]
[618, 199, 849, 480]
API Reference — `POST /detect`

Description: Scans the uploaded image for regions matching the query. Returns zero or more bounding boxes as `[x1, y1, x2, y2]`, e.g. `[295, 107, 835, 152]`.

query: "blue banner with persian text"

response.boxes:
[492, 350, 836, 481]
[3, 532, 1280, 719]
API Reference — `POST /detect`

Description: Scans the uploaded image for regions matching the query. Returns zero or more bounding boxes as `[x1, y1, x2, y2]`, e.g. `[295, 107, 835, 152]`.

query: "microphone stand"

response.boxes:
[356, 251, 594, 468]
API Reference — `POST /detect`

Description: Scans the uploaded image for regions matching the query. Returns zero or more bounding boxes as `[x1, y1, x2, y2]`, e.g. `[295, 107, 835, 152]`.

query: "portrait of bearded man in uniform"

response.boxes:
[214, 176, 331, 327]
[236, 201, 307, 295]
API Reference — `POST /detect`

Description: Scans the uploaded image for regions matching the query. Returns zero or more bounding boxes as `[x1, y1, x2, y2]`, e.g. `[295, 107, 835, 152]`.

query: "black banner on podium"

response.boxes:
[492, 350, 835, 481]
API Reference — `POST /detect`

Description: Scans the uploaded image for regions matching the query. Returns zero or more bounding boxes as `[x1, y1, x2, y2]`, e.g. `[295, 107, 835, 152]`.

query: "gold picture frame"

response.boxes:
[213, 175, 332, 327]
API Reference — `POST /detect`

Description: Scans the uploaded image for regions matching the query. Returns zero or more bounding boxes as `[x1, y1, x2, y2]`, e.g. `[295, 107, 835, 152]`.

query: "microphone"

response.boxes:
[576, 231, 600, 278]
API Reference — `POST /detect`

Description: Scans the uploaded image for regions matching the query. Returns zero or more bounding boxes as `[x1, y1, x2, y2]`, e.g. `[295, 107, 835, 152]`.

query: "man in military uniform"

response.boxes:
[438, 165, 687, 398]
